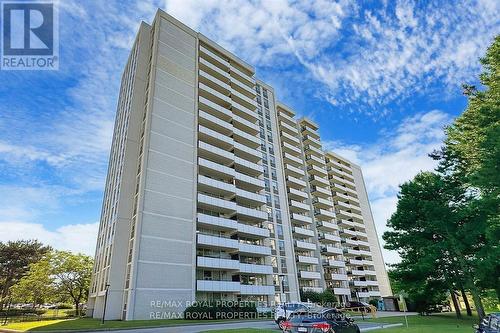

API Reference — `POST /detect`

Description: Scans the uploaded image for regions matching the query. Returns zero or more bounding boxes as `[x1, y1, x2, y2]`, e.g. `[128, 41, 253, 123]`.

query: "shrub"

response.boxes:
[56, 303, 73, 309]
[369, 299, 379, 307]
[0, 309, 46, 317]
[184, 301, 258, 320]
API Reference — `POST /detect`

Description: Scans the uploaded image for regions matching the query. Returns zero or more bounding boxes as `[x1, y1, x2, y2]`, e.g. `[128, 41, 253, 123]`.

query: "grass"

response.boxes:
[199, 313, 481, 333]
[362, 313, 478, 333]
[0, 317, 268, 332]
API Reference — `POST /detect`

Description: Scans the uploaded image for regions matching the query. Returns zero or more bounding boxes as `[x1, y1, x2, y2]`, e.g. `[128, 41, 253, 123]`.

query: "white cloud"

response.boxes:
[0, 221, 98, 256]
[324, 110, 453, 264]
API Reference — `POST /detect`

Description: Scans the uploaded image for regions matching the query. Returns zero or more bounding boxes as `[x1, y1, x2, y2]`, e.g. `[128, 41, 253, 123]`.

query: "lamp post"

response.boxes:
[101, 284, 110, 325]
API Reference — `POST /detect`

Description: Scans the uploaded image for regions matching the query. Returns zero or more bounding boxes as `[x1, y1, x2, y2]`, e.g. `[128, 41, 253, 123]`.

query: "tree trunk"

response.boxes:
[461, 288, 472, 316]
[74, 300, 80, 316]
[450, 290, 462, 319]
[469, 285, 485, 319]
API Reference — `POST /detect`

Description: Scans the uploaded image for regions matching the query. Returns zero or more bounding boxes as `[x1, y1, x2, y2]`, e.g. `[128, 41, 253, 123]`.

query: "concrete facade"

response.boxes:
[88, 10, 391, 321]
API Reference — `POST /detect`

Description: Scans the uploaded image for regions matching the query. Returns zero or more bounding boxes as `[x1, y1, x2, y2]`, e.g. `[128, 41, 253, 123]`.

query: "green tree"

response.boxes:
[383, 172, 486, 318]
[10, 256, 55, 308]
[434, 35, 500, 302]
[0, 240, 51, 308]
[50, 251, 93, 315]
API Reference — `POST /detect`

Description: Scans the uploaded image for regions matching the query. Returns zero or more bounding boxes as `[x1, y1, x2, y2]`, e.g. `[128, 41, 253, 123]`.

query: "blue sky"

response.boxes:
[0, 0, 498, 263]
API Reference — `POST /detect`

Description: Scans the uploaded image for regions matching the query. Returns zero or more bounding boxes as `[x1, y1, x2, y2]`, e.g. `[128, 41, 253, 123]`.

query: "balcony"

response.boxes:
[306, 154, 326, 167]
[282, 141, 302, 155]
[330, 173, 356, 189]
[231, 88, 257, 110]
[309, 175, 330, 187]
[319, 232, 341, 243]
[357, 292, 371, 298]
[303, 135, 322, 148]
[232, 100, 258, 122]
[326, 159, 351, 172]
[199, 69, 231, 95]
[199, 45, 229, 69]
[288, 188, 309, 201]
[198, 157, 235, 180]
[311, 185, 331, 198]
[280, 121, 299, 135]
[239, 263, 273, 275]
[314, 209, 335, 220]
[321, 246, 343, 255]
[197, 213, 237, 231]
[234, 142, 262, 163]
[293, 226, 315, 238]
[198, 175, 236, 196]
[233, 127, 260, 148]
[231, 76, 256, 99]
[285, 164, 305, 178]
[366, 280, 379, 287]
[297, 255, 319, 265]
[283, 152, 303, 167]
[352, 280, 368, 287]
[197, 256, 239, 270]
[312, 197, 333, 209]
[197, 193, 236, 214]
[197, 234, 239, 250]
[300, 271, 321, 280]
[316, 221, 339, 231]
[331, 182, 358, 196]
[199, 57, 231, 81]
[302, 287, 323, 293]
[290, 200, 310, 212]
[198, 141, 234, 165]
[229, 64, 255, 87]
[333, 288, 351, 295]
[278, 110, 296, 125]
[235, 188, 266, 206]
[369, 291, 382, 297]
[330, 273, 349, 281]
[295, 240, 317, 251]
[281, 131, 301, 145]
[304, 144, 324, 157]
[286, 176, 307, 189]
[240, 285, 274, 295]
[197, 280, 239, 292]
[237, 223, 269, 238]
[198, 110, 233, 135]
[238, 242, 271, 256]
[291, 213, 312, 225]
[233, 114, 259, 134]
[323, 259, 345, 268]
[235, 172, 265, 191]
[199, 96, 232, 121]
[307, 164, 328, 177]
[236, 205, 267, 221]
[234, 156, 263, 176]
[199, 82, 231, 107]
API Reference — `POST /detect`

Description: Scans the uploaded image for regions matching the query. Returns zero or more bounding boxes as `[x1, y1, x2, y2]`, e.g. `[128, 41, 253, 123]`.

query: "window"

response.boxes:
[277, 225, 283, 238]
[256, 85, 261, 94]
[264, 99, 269, 108]
[271, 168, 277, 180]
[256, 95, 262, 104]
[265, 193, 272, 205]
[268, 146, 274, 156]
[274, 196, 280, 209]
[272, 180, 279, 194]
[263, 89, 268, 98]
[270, 155, 276, 167]
[264, 179, 270, 191]
[278, 240, 285, 252]
[275, 209, 282, 223]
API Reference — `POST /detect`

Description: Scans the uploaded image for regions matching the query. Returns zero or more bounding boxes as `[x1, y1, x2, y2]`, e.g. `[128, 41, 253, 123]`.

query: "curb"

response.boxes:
[362, 323, 404, 331]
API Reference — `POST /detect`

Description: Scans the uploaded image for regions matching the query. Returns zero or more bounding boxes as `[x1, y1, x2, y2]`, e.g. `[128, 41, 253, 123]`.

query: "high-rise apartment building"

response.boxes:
[88, 10, 391, 321]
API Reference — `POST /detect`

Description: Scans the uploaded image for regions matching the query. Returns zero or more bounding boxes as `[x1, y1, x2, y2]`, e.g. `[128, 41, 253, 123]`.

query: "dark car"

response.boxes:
[474, 313, 500, 333]
[283, 308, 360, 333]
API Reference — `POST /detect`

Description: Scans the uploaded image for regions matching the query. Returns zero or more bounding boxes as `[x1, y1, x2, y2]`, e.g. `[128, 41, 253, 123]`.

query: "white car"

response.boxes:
[274, 302, 309, 330]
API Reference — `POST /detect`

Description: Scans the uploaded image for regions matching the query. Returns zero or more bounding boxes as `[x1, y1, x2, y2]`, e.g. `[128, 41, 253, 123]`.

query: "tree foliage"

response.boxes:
[384, 35, 500, 319]
[10, 256, 55, 307]
[0, 240, 51, 307]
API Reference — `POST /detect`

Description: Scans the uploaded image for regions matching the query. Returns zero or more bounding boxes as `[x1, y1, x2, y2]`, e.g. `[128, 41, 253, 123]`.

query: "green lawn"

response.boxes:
[1, 317, 268, 332]
[199, 313, 480, 333]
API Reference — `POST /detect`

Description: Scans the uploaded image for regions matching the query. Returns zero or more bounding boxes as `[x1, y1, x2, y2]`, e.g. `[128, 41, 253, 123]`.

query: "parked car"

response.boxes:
[474, 313, 500, 333]
[282, 307, 360, 333]
[344, 301, 371, 313]
[275, 302, 309, 330]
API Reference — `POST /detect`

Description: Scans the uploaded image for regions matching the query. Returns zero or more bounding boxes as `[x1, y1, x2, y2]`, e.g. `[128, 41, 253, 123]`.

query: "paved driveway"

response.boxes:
[80, 319, 404, 333]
